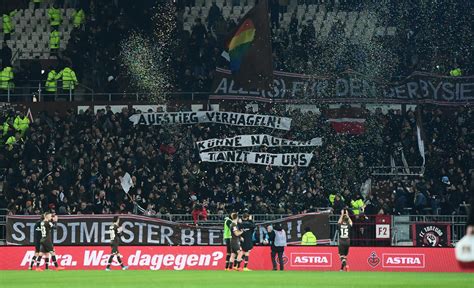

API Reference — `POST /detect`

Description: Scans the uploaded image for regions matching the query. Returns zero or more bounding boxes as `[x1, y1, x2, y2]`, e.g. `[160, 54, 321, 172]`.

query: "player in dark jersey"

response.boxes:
[337, 209, 353, 272]
[106, 216, 128, 271]
[228, 213, 243, 271]
[29, 214, 44, 270]
[37, 213, 64, 271]
[238, 213, 255, 271]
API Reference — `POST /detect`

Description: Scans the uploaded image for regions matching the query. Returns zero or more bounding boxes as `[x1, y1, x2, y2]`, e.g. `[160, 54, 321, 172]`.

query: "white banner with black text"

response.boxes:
[129, 111, 292, 130]
[199, 151, 313, 167]
[196, 134, 322, 152]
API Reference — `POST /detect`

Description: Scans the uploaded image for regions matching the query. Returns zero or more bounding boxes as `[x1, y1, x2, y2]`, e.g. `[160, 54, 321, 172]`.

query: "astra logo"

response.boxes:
[290, 253, 332, 267]
[382, 254, 425, 268]
[294, 256, 329, 264]
[386, 257, 421, 265]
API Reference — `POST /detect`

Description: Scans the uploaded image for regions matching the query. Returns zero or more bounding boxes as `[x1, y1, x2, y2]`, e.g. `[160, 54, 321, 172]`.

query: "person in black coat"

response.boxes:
[1, 42, 12, 67]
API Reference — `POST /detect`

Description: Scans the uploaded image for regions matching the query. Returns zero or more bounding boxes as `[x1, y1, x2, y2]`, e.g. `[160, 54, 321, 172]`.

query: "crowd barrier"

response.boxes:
[1, 246, 472, 272]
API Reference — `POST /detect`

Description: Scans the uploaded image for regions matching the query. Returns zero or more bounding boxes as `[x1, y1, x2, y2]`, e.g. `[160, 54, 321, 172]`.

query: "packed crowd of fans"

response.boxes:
[0, 1, 471, 219]
[0, 104, 472, 218]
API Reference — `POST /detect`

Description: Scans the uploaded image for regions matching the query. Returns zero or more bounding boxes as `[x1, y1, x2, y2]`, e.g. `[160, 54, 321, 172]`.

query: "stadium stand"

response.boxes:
[0, 1, 74, 60]
[1, 0, 471, 94]
[0, 104, 471, 217]
[0, 0, 472, 220]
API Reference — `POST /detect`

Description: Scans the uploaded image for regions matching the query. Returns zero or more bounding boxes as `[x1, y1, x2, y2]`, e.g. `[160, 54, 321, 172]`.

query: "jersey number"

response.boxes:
[40, 223, 46, 238]
[340, 228, 348, 238]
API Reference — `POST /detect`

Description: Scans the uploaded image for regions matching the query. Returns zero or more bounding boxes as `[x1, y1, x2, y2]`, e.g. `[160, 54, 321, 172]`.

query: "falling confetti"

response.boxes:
[120, 2, 177, 103]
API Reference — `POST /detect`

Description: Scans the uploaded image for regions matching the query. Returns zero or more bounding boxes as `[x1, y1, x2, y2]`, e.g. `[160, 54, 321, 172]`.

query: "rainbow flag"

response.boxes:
[222, 0, 273, 90]
[227, 19, 256, 73]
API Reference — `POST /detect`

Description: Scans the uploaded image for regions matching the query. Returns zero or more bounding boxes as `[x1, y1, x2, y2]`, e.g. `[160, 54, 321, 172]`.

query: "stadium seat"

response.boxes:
[1, 6, 73, 60]
[307, 4, 317, 14]
[296, 11, 305, 21]
[386, 27, 397, 36]
[363, 17, 376, 41]
[190, 7, 200, 16]
[231, 7, 241, 16]
[222, 7, 231, 17]
[336, 11, 347, 23]
[68, 8, 75, 17]
[319, 12, 336, 39]
[216, 0, 225, 9]
[352, 12, 366, 39]
[345, 12, 357, 30]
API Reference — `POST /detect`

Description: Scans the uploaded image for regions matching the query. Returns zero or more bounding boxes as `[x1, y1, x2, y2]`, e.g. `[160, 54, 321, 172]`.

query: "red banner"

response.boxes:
[0, 246, 472, 272]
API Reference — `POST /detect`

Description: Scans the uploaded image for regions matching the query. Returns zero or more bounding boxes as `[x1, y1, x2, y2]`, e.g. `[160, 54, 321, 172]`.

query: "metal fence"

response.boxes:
[148, 213, 292, 225]
[328, 215, 468, 246]
[0, 211, 468, 246]
[0, 209, 7, 244]
[392, 215, 468, 246]
[0, 84, 210, 102]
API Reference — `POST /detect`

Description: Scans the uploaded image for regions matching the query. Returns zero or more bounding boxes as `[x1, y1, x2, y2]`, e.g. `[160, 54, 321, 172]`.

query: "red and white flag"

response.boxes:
[325, 107, 366, 135]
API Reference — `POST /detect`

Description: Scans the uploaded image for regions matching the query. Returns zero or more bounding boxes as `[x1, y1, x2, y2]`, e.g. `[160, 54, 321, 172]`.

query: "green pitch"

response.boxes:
[1, 271, 473, 288]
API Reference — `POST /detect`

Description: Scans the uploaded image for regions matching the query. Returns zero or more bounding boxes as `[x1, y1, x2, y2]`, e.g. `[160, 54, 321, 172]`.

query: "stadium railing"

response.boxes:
[0, 209, 8, 245]
[0, 212, 468, 246]
[370, 166, 425, 176]
[329, 214, 467, 246]
[152, 213, 294, 224]
[391, 214, 468, 246]
[0, 85, 210, 102]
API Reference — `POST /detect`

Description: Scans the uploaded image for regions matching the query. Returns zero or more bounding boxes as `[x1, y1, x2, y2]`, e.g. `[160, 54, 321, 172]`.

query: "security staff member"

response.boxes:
[57, 66, 78, 93]
[450, 67, 462, 77]
[45, 68, 58, 98]
[5, 132, 21, 151]
[2, 10, 16, 40]
[0, 66, 14, 91]
[50, 29, 60, 53]
[48, 4, 62, 28]
[72, 9, 85, 28]
[13, 112, 30, 136]
[301, 227, 317, 245]
[351, 194, 365, 215]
